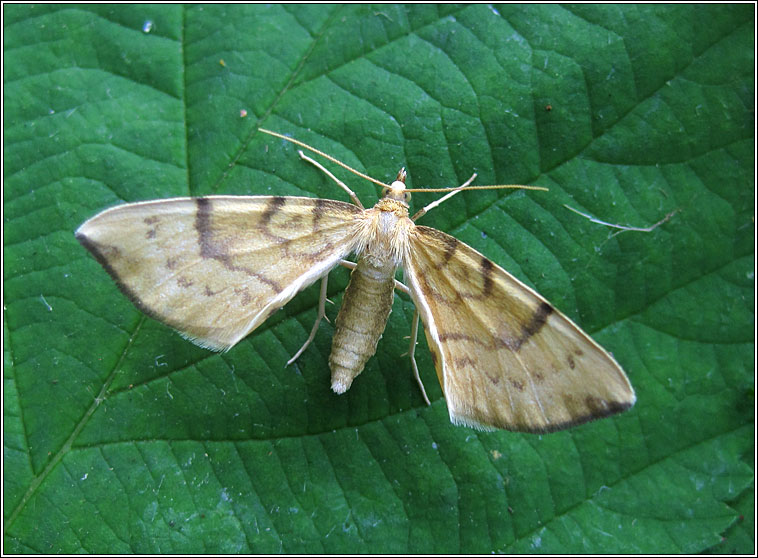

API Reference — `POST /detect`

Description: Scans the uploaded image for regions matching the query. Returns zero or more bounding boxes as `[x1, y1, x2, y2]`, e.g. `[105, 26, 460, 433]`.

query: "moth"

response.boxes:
[76, 128, 635, 432]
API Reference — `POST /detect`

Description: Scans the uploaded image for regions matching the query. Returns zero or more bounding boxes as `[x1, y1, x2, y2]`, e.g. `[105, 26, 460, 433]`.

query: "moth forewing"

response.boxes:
[76, 195, 362, 351]
[403, 226, 635, 433]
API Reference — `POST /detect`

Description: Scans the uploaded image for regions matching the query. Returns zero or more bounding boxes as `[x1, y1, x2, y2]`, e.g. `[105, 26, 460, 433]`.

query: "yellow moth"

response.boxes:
[76, 128, 635, 432]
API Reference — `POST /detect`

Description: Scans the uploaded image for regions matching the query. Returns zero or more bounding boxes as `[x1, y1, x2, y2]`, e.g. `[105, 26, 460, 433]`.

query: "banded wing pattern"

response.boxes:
[76, 196, 361, 351]
[404, 226, 635, 432]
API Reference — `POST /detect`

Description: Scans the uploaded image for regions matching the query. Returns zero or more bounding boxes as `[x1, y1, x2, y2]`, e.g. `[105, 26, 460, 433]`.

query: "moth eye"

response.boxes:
[381, 186, 390, 198]
[404, 191, 412, 203]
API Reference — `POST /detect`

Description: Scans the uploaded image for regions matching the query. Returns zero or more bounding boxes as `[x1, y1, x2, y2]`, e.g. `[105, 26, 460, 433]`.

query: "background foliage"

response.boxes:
[4, 4, 754, 553]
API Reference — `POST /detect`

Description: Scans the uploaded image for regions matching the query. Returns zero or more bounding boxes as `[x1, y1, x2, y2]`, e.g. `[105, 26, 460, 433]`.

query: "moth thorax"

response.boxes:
[354, 203, 411, 267]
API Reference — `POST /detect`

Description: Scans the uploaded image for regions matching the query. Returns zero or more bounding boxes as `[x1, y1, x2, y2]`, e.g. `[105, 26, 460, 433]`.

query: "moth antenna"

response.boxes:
[410, 176, 548, 221]
[259, 128, 389, 188]
[406, 184, 548, 193]
[259, 128, 547, 211]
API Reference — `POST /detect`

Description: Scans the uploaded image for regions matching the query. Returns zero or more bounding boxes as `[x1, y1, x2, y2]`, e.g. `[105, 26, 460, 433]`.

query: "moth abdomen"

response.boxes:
[329, 258, 396, 394]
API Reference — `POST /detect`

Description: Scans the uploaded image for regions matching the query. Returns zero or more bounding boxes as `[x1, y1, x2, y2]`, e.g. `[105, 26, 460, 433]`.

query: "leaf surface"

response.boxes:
[4, 4, 753, 553]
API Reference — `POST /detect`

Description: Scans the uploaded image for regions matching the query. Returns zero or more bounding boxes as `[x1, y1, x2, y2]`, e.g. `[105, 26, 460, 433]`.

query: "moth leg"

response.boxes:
[298, 150, 364, 209]
[393, 278, 410, 295]
[411, 173, 477, 221]
[339, 259, 357, 271]
[408, 308, 431, 405]
[287, 275, 330, 366]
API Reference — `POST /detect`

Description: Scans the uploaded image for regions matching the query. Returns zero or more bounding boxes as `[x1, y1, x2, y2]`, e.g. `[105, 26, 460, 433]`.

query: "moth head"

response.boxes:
[381, 168, 412, 205]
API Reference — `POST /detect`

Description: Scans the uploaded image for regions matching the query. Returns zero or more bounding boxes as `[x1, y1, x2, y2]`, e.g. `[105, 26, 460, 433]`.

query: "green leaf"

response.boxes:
[4, 4, 753, 553]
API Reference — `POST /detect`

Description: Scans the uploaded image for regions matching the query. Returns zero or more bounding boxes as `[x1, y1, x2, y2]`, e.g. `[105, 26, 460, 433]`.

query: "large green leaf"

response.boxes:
[4, 4, 753, 553]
